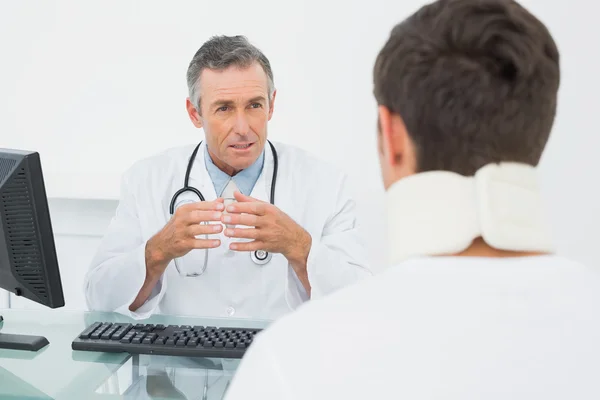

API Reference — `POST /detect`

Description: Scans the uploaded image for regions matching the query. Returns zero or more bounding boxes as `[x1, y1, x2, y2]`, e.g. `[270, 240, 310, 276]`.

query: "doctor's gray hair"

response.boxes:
[186, 35, 275, 111]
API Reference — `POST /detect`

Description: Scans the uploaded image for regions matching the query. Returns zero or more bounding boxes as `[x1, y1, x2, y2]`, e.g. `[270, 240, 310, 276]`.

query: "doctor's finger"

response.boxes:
[190, 238, 221, 249]
[186, 210, 224, 224]
[224, 227, 260, 240]
[229, 240, 265, 252]
[233, 190, 266, 204]
[187, 223, 223, 236]
[225, 201, 268, 216]
[221, 213, 261, 227]
[178, 200, 225, 213]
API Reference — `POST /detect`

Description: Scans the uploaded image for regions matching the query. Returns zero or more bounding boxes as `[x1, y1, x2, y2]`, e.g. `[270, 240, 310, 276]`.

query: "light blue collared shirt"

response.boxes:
[203, 144, 265, 197]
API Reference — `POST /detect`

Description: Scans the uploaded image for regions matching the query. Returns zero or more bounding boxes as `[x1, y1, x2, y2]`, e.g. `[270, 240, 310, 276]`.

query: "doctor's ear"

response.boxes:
[267, 90, 277, 121]
[186, 98, 203, 129]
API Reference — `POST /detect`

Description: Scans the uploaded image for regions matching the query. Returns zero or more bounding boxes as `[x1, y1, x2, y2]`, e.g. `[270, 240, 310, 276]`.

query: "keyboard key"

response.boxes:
[79, 322, 102, 339]
[180, 325, 191, 330]
[134, 324, 145, 330]
[141, 324, 154, 332]
[101, 325, 120, 340]
[225, 342, 235, 348]
[142, 337, 155, 345]
[187, 338, 199, 347]
[112, 327, 131, 340]
[154, 337, 166, 345]
[193, 326, 204, 332]
[176, 337, 188, 346]
[166, 338, 176, 346]
[90, 324, 112, 340]
[121, 336, 133, 343]
[154, 324, 166, 331]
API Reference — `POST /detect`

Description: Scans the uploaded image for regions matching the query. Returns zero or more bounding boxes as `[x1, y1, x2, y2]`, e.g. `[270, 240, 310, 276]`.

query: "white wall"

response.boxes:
[1, 0, 599, 310]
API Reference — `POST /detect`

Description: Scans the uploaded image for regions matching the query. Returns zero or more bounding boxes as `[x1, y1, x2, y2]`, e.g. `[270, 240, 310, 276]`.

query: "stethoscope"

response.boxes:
[169, 140, 278, 276]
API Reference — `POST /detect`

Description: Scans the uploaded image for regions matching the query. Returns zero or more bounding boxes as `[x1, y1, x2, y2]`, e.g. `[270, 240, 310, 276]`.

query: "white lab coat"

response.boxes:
[225, 255, 600, 400]
[84, 141, 372, 320]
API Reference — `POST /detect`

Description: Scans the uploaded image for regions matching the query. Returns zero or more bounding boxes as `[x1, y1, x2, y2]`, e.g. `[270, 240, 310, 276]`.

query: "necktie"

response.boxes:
[222, 179, 238, 231]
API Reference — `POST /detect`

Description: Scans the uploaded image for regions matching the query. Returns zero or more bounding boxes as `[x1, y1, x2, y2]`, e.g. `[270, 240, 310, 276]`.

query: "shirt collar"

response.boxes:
[203, 143, 265, 197]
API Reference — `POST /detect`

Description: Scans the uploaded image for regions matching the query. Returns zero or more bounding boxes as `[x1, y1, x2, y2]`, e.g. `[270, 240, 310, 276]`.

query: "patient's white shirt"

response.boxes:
[225, 255, 600, 400]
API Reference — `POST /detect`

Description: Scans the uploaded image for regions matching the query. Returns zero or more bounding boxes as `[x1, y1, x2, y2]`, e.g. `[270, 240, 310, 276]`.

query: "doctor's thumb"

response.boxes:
[233, 190, 253, 202]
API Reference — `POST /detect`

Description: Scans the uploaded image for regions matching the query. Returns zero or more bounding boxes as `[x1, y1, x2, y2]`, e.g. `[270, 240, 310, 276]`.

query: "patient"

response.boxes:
[225, 0, 600, 399]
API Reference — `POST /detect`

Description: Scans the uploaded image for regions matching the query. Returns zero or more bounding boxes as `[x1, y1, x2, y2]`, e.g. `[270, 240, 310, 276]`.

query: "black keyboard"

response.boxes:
[71, 322, 262, 359]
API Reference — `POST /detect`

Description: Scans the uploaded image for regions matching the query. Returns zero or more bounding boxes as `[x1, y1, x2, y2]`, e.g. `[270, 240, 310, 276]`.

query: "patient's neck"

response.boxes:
[454, 237, 548, 258]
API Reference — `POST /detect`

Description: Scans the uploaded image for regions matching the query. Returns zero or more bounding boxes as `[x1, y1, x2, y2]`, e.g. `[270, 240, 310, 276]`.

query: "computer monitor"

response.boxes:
[0, 148, 65, 351]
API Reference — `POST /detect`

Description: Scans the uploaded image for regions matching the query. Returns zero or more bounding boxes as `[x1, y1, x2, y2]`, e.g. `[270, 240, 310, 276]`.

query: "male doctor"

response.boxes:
[84, 35, 371, 320]
[225, 1, 600, 399]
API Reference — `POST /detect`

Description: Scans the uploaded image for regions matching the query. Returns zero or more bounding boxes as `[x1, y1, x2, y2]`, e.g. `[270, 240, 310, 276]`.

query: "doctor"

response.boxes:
[84, 35, 372, 320]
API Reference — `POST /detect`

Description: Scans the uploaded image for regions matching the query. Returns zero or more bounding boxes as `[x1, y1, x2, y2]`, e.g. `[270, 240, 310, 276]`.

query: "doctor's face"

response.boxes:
[186, 62, 275, 175]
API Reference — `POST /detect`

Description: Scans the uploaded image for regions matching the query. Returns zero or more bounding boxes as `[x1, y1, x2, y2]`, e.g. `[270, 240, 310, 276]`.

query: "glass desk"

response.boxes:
[0, 309, 269, 399]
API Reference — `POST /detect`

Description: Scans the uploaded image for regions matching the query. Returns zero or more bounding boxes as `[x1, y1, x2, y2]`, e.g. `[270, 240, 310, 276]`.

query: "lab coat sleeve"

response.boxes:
[224, 333, 293, 400]
[84, 169, 167, 319]
[286, 173, 373, 307]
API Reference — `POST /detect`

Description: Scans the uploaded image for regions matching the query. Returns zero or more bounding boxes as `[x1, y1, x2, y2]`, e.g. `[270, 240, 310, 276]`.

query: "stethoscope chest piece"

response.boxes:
[251, 250, 272, 265]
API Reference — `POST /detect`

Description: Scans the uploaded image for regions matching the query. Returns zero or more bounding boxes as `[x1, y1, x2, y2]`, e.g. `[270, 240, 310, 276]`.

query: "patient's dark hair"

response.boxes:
[373, 0, 560, 175]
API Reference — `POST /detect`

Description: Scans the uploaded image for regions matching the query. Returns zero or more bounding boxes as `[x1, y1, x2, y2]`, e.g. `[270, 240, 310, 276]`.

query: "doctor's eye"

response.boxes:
[217, 106, 229, 112]
[249, 103, 262, 109]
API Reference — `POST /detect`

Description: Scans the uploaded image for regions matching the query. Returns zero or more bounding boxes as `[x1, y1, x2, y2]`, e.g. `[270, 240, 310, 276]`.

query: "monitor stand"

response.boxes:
[0, 315, 49, 352]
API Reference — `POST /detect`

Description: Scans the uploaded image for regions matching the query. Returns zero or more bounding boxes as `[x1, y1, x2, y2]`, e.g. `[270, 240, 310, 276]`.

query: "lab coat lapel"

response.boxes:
[189, 142, 218, 201]
[249, 142, 274, 203]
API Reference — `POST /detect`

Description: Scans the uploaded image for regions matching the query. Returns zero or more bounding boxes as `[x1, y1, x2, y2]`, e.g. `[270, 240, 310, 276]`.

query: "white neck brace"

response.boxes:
[386, 162, 555, 265]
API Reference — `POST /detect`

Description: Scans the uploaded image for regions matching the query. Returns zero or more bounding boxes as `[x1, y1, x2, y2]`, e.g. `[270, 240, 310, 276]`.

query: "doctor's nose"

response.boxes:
[232, 112, 250, 136]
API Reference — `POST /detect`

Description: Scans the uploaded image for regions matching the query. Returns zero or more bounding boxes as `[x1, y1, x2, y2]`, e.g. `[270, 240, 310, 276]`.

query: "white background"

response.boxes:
[0, 0, 599, 310]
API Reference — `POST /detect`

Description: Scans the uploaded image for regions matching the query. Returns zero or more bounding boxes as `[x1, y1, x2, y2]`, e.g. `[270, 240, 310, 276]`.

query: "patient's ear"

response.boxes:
[378, 106, 397, 168]
[378, 106, 415, 184]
